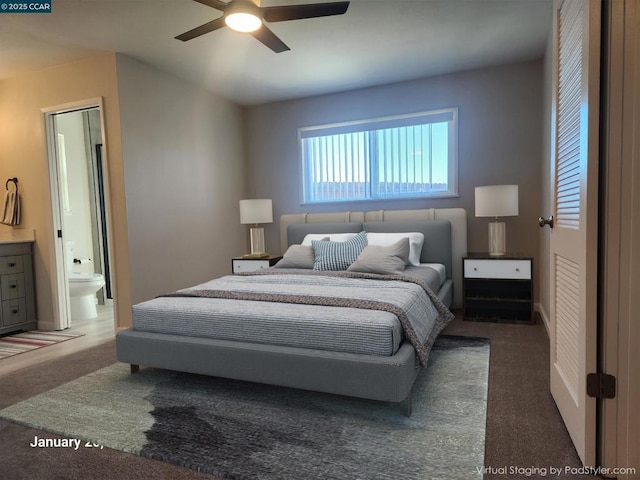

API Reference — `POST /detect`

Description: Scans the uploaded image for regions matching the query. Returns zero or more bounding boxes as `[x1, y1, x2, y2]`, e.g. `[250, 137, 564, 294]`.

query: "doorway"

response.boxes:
[43, 99, 114, 331]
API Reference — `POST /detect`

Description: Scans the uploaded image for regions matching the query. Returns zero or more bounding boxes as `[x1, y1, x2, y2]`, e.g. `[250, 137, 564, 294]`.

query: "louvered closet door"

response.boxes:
[549, 0, 600, 466]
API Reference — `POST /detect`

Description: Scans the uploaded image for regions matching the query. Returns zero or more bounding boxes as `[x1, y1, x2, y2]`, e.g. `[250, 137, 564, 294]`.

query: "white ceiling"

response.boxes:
[0, 0, 552, 106]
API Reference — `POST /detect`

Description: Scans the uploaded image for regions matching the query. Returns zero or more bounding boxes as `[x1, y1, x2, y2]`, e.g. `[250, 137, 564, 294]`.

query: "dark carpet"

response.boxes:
[0, 314, 594, 480]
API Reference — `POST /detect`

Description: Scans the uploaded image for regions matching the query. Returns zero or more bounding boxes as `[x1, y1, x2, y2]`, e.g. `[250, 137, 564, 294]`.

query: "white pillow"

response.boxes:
[366, 232, 424, 266]
[301, 233, 357, 246]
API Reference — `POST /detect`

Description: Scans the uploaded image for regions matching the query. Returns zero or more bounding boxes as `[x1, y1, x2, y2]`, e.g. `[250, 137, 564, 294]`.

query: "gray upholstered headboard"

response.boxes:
[287, 222, 362, 245]
[287, 220, 452, 281]
[280, 208, 467, 308]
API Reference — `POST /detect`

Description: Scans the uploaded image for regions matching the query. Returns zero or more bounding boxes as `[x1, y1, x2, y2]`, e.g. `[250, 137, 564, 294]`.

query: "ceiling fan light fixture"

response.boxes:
[177, 0, 351, 52]
[223, 0, 262, 33]
[225, 12, 261, 32]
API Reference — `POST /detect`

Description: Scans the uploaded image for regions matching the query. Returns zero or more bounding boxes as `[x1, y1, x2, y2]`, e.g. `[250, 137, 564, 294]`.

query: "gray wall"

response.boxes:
[244, 60, 543, 298]
[116, 54, 247, 304]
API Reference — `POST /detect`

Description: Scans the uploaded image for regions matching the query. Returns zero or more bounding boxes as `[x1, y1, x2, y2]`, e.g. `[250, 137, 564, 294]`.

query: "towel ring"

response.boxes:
[5, 178, 18, 191]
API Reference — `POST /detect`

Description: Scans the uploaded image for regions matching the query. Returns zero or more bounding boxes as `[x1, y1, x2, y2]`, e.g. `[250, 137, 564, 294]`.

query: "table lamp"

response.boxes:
[239, 199, 273, 258]
[475, 185, 519, 256]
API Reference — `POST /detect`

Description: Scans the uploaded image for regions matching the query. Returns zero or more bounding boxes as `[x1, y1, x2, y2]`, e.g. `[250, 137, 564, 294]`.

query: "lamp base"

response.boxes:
[242, 252, 270, 259]
[246, 226, 268, 258]
[488, 221, 506, 256]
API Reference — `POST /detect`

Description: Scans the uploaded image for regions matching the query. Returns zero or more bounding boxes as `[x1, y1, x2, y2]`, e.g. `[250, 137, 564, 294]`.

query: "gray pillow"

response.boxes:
[312, 231, 368, 271]
[274, 244, 318, 269]
[347, 238, 410, 275]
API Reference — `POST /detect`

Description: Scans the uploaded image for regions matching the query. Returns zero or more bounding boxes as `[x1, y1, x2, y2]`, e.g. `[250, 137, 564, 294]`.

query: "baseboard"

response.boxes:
[534, 302, 550, 338]
[36, 320, 56, 331]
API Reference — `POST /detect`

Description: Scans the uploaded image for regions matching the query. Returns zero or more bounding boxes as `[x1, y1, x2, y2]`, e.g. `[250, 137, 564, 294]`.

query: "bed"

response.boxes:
[116, 209, 467, 414]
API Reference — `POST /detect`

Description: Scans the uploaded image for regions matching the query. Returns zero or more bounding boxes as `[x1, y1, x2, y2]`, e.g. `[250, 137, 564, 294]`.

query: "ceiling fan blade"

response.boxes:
[262, 1, 349, 23]
[175, 16, 226, 41]
[192, 0, 229, 11]
[250, 24, 290, 53]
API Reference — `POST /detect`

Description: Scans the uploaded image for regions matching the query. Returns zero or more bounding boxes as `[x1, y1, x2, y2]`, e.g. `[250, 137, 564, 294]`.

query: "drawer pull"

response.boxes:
[11, 309, 18, 314]
[8, 263, 15, 267]
[516, 268, 520, 272]
[473, 267, 478, 271]
[10, 284, 17, 289]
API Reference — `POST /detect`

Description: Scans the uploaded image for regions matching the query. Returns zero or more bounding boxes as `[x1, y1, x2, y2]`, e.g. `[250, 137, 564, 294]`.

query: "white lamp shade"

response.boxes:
[239, 199, 273, 224]
[475, 185, 519, 217]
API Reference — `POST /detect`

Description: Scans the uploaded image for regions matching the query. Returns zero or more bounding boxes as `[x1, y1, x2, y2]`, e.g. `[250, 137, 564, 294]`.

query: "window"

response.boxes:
[299, 108, 458, 204]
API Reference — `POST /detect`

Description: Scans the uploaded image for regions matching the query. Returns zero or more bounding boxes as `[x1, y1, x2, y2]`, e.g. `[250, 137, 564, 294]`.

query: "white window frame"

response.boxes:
[298, 107, 458, 205]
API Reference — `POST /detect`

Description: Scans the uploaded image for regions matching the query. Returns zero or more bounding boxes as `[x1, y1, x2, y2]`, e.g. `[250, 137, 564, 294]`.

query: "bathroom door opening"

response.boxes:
[44, 99, 114, 330]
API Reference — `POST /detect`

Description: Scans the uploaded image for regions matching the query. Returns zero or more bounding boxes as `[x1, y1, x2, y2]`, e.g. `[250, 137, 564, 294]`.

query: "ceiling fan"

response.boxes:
[175, 0, 350, 53]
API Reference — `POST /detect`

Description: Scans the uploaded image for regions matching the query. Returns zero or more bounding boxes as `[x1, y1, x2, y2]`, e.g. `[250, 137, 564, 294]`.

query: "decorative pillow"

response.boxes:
[274, 244, 316, 269]
[347, 238, 410, 275]
[366, 232, 425, 266]
[312, 231, 368, 271]
[301, 232, 357, 246]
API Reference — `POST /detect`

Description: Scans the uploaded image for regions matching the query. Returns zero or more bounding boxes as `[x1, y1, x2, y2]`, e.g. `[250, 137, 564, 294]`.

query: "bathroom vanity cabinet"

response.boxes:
[0, 242, 37, 334]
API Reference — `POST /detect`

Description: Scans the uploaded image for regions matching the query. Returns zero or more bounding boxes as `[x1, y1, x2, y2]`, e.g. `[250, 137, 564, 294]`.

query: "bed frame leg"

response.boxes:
[404, 393, 413, 417]
[130, 364, 140, 374]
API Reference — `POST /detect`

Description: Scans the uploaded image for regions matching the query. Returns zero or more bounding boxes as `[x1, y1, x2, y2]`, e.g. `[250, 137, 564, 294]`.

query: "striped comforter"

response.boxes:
[133, 267, 453, 365]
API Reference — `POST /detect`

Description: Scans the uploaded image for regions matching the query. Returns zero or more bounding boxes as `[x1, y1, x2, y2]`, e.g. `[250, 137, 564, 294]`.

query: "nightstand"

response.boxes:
[231, 255, 282, 274]
[463, 254, 534, 324]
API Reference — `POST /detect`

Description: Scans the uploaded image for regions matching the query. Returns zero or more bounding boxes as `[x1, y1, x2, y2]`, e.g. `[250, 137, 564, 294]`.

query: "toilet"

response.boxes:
[66, 241, 105, 320]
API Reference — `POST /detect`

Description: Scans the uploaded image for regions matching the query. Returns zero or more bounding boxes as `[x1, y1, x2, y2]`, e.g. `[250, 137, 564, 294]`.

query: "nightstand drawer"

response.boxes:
[464, 259, 531, 280]
[232, 256, 282, 273]
[232, 259, 271, 273]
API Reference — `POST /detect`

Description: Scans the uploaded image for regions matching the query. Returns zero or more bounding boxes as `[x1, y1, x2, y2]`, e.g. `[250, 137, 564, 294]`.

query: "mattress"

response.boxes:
[421, 263, 446, 286]
[133, 265, 445, 357]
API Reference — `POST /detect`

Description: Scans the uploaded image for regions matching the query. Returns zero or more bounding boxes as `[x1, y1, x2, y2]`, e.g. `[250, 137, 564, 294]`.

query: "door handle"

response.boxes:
[538, 215, 554, 228]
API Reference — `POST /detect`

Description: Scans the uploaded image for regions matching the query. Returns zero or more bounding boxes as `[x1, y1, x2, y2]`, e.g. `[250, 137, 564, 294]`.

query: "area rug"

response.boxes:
[0, 330, 84, 360]
[0, 335, 489, 480]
